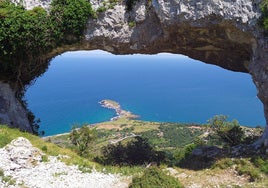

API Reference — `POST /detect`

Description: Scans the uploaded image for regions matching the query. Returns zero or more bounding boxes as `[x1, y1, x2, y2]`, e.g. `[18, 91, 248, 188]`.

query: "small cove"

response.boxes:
[25, 50, 265, 136]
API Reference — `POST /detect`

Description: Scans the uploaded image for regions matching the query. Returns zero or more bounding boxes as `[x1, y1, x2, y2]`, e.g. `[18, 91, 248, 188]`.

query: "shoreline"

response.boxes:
[99, 99, 139, 121]
[43, 99, 139, 138]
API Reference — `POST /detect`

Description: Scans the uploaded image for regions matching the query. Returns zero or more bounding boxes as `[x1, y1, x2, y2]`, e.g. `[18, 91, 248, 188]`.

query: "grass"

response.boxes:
[95, 0, 121, 15]
[0, 168, 16, 186]
[213, 158, 264, 182]
[128, 21, 136, 28]
[0, 124, 144, 176]
[0, 124, 98, 170]
[1, 122, 268, 187]
[130, 167, 182, 188]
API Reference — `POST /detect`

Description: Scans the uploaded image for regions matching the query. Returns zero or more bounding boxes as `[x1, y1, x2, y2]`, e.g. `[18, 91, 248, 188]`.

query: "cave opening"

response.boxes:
[24, 50, 265, 136]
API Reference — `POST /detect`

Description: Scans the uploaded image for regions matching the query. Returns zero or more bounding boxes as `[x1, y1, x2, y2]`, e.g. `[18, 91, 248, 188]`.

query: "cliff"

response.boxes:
[1, 0, 268, 142]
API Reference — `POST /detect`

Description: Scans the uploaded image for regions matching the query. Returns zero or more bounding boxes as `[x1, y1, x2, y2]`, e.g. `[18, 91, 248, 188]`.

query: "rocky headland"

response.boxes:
[99, 99, 139, 121]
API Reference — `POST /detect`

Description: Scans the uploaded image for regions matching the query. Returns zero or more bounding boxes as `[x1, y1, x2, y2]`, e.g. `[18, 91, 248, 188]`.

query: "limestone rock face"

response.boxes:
[3, 0, 268, 137]
[84, 0, 260, 73]
[0, 82, 32, 132]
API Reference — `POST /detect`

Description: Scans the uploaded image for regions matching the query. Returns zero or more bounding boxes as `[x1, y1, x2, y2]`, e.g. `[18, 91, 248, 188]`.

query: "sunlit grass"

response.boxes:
[0, 125, 143, 176]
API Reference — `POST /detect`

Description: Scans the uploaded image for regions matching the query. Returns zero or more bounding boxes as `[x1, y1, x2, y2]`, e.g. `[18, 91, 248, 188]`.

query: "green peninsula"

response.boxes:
[99, 99, 139, 121]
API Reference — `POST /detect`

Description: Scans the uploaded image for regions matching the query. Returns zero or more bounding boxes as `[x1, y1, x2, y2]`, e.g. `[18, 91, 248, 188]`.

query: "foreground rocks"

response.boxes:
[0, 137, 128, 188]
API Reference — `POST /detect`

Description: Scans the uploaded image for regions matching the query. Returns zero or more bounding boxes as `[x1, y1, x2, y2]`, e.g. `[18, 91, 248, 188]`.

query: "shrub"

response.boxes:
[41, 155, 49, 162]
[172, 143, 198, 165]
[0, 0, 95, 133]
[251, 156, 268, 174]
[128, 21, 136, 27]
[260, 0, 268, 33]
[96, 136, 165, 166]
[208, 115, 245, 146]
[97, 6, 107, 13]
[69, 125, 97, 157]
[213, 158, 235, 169]
[41, 145, 48, 152]
[50, 0, 95, 43]
[234, 159, 261, 182]
[129, 167, 182, 188]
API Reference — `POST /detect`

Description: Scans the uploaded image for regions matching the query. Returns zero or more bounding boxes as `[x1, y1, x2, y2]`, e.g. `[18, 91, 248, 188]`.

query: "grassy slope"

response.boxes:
[2, 122, 268, 187]
[0, 124, 143, 176]
[0, 125, 98, 169]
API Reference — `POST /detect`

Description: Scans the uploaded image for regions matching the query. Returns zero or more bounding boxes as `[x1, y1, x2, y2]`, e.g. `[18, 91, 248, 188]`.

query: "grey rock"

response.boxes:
[11, 0, 51, 10]
[0, 82, 32, 132]
[0, 138, 128, 188]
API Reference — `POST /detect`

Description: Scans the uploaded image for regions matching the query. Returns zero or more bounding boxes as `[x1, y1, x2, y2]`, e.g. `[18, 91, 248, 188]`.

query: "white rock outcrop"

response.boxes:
[0, 137, 128, 188]
[11, 0, 51, 10]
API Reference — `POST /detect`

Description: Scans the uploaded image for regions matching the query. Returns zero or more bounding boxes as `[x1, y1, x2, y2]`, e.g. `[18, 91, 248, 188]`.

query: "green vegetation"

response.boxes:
[251, 156, 268, 174]
[49, 116, 262, 169]
[41, 155, 49, 162]
[130, 167, 182, 188]
[50, 0, 95, 43]
[0, 0, 94, 88]
[207, 115, 245, 146]
[69, 125, 97, 157]
[96, 0, 120, 13]
[0, 1, 50, 90]
[95, 136, 165, 166]
[0, 168, 16, 185]
[1, 118, 268, 187]
[128, 21, 136, 27]
[0, 0, 94, 134]
[214, 158, 261, 182]
[0, 125, 98, 171]
[260, 0, 268, 33]
[158, 123, 203, 147]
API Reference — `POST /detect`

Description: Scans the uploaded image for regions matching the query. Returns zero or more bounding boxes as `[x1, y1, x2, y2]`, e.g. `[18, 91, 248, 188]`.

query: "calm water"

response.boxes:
[25, 50, 265, 136]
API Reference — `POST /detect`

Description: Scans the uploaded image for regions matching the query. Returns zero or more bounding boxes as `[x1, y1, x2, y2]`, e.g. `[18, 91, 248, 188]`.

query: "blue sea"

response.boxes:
[24, 50, 265, 136]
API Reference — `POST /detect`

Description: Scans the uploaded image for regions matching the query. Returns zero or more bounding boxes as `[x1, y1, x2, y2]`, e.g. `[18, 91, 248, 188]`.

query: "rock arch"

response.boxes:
[2, 0, 268, 144]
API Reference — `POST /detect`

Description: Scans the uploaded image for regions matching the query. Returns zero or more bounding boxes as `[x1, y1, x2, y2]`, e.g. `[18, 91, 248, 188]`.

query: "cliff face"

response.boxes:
[0, 82, 32, 132]
[86, 0, 260, 73]
[3, 0, 268, 139]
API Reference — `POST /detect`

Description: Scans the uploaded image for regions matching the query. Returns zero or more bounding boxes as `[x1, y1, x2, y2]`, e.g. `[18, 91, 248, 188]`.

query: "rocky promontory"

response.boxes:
[99, 99, 139, 121]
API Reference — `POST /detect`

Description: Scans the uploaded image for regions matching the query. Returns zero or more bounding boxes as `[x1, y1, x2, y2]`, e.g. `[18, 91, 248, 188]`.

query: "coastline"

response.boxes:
[99, 99, 139, 121]
[43, 99, 139, 138]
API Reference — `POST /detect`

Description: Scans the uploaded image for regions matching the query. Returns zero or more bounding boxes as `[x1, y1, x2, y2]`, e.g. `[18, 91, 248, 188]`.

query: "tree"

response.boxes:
[69, 125, 97, 156]
[97, 136, 165, 166]
[208, 115, 245, 146]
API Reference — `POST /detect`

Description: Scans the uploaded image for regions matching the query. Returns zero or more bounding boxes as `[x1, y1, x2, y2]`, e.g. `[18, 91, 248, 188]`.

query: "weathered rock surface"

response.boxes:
[0, 137, 128, 188]
[0, 82, 32, 132]
[4, 0, 268, 142]
[11, 0, 51, 10]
